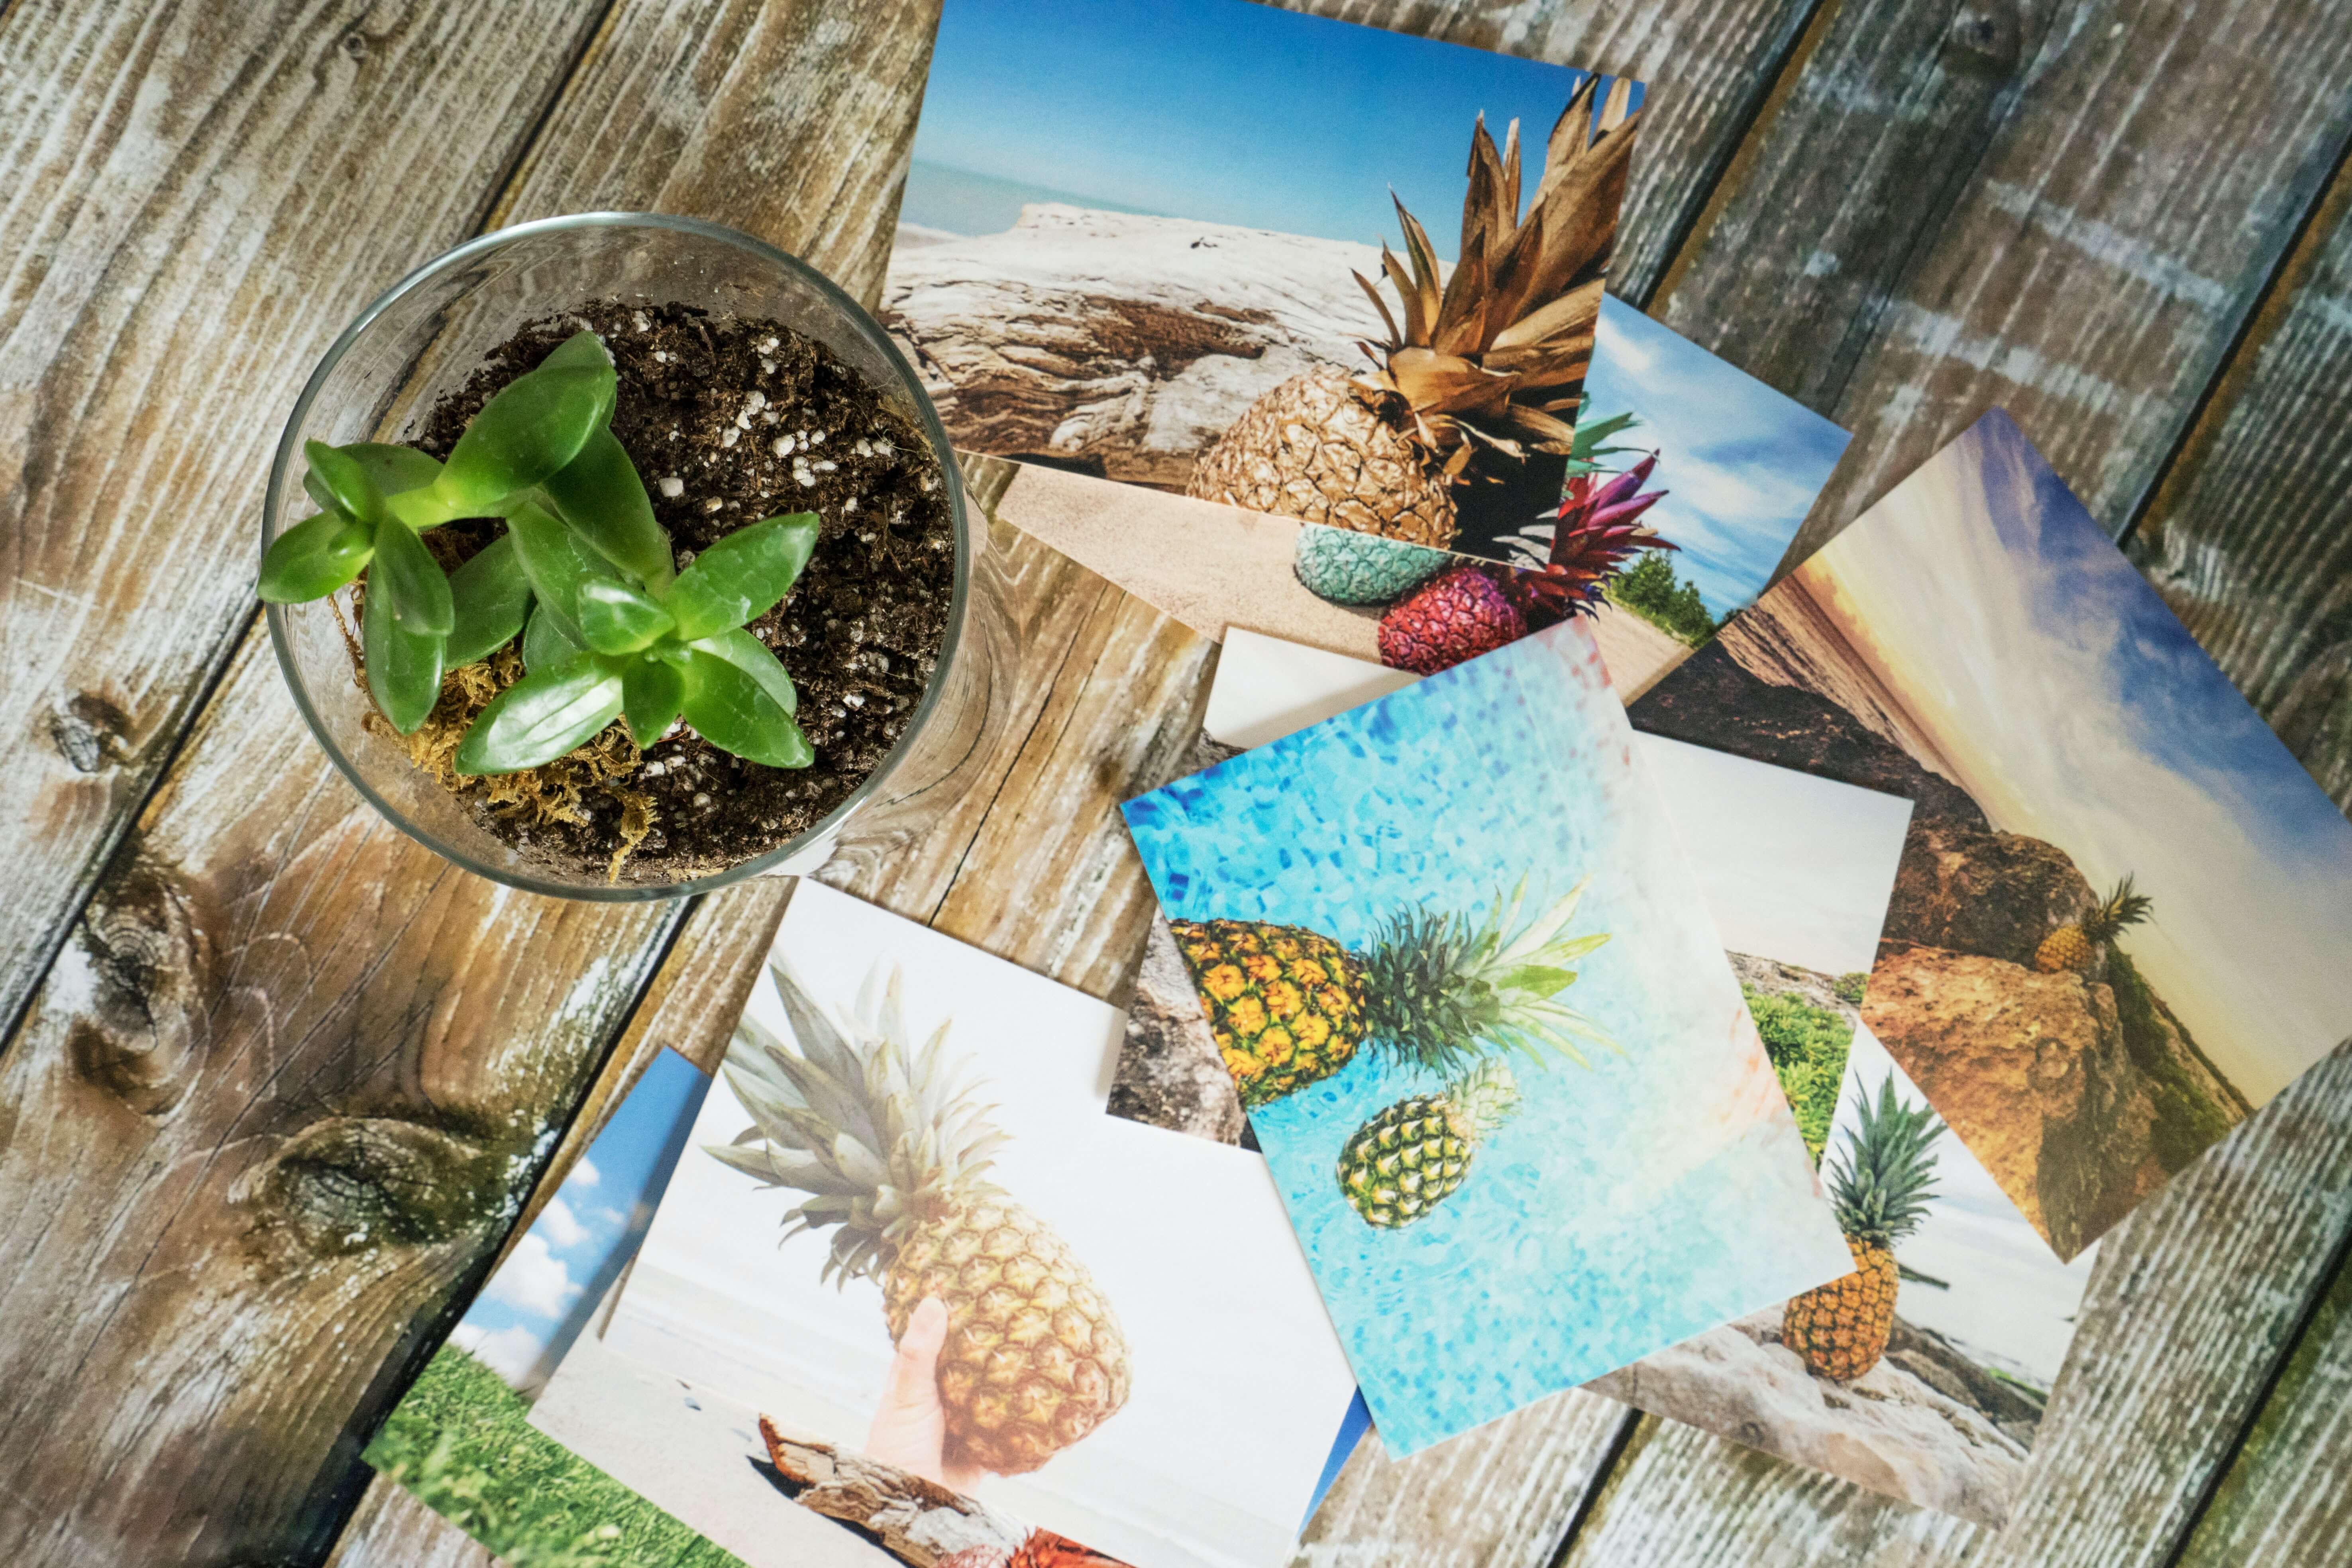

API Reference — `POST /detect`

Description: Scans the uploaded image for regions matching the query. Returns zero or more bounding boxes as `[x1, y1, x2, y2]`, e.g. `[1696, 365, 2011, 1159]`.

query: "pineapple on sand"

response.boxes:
[2034, 875, 2152, 974]
[1187, 78, 1641, 548]
[1781, 1076, 1945, 1382]
[1170, 877, 1617, 1108]
[709, 959, 1130, 1480]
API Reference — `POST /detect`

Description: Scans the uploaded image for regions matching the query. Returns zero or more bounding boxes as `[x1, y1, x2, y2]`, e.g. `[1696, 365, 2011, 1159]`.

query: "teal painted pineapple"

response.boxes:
[1293, 524, 1449, 606]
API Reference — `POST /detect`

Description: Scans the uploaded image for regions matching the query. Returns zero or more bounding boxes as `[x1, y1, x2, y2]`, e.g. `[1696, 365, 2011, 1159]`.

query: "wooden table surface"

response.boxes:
[4, 2, 2350, 1564]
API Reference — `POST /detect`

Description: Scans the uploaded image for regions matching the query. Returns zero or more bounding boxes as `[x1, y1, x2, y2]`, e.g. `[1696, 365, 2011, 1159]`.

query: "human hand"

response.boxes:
[865, 1296, 984, 1491]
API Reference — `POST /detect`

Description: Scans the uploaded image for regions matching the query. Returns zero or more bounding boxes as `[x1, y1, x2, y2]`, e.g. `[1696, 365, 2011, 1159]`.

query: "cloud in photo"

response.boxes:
[452, 1321, 552, 1387]
[567, 1156, 600, 1189]
[1582, 298, 1849, 618]
[483, 1232, 582, 1321]
[540, 1197, 590, 1250]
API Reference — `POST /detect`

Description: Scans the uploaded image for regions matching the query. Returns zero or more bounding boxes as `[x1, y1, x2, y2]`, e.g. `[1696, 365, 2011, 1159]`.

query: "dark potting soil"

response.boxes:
[405, 300, 955, 881]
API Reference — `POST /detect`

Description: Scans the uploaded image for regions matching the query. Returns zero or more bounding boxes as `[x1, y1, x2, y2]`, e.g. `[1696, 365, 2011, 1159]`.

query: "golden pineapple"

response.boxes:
[709, 960, 1129, 1477]
[1782, 1076, 1944, 1382]
[2034, 875, 2153, 974]
[1170, 877, 1616, 1109]
[1187, 77, 1641, 547]
[1337, 1060, 1521, 1227]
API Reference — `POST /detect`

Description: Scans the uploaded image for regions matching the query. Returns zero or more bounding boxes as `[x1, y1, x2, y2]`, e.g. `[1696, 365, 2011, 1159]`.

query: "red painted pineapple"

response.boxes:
[1373, 452, 1669, 674]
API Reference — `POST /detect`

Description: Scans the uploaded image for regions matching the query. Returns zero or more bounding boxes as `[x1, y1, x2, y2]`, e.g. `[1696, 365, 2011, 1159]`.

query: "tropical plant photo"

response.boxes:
[1122, 619, 1853, 1455]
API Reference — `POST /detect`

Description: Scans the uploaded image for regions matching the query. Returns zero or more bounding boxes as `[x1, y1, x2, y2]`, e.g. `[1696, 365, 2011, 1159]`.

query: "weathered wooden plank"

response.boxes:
[2129, 162, 2352, 811]
[1552, 1047, 2352, 1568]
[1298, 1394, 1635, 1568]
[2173, 1226, 2352, 1567]
[0, 0, 607, 1036]
[322, 1478, 499, 1568]
[0, 623, 684, 1567]
[1650, 0, 2352, 565]
[1283, 0, 1824, 300]
[0, 1, 946, 1562]
[486, 0, 944, 309]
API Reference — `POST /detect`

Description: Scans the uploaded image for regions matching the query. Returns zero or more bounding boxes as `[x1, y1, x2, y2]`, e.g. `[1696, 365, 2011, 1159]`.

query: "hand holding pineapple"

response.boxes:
[709, 960, 1130, 1479]
[865, 1296, 984, 1490]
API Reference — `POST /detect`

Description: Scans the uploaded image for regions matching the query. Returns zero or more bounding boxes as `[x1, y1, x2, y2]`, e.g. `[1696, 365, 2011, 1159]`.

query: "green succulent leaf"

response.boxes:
[505, 500, 623, 646]
[522, 600, 587, 673]
[453, 654, 625, 775]
[444, 532, 532, 666]
[303, 440, 391, 526]
[304, 440, 445, 517]
[542, 425, 672, 587]
[258, 510, 375, 602]
[577, 577, 676, 656]
[536, 329, 620, 426]
[689, 625, 797, 717]
[362, 566, 445, 733]
[369, 517, 455, 637]
[681, 645, 813, 769]
[666, 514, 820, 642]
[433, 351, 612, 514]
[622, 657, 686, 749]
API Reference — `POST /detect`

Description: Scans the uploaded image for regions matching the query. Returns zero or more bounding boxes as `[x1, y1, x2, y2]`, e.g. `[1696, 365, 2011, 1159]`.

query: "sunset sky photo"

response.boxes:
[1797, 411, 2352, 1102]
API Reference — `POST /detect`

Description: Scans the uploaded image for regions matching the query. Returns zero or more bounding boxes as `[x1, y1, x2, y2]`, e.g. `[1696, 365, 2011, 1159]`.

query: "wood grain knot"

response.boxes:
[1942, 4, 2024, 78]
[254, 1116, 508, 1258]
[66, 846, 210, 1116]
[48, 693, 134, 773]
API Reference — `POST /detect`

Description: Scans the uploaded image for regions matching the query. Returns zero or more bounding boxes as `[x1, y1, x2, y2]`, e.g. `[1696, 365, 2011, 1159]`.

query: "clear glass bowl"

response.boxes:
[263, 212, 976, 899]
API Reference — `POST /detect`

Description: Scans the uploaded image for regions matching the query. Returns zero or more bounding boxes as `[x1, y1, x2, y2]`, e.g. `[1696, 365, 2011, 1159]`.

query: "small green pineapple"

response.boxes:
[1337, 1060, 1522, 1227]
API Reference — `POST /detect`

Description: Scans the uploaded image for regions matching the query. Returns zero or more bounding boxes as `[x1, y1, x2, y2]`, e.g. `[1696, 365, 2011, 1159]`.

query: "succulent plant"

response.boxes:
[259, 330, 815, 774]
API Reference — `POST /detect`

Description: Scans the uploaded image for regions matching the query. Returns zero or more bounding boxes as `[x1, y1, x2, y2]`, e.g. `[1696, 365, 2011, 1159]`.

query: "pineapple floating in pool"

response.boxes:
[1169, 877, 1616, 1108]
[2034, 875, 2152, 974]
[1781, 1075, 1944, 1381]
[708, 960, 1129, 1477]
[1338, 1060, 1522, 1227]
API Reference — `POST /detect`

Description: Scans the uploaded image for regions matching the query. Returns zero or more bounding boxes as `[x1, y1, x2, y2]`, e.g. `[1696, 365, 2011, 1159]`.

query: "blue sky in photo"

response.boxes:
[449, 1050, 711, 1391]
[1581, 297, 1850, 617]
[907, 0, 1634, 249]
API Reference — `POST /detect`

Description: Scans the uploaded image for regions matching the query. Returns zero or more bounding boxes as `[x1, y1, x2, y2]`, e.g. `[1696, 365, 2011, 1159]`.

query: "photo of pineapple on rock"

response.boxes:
[1124, 618, 1854, 1455]
[1627, 410, 2352, 1261]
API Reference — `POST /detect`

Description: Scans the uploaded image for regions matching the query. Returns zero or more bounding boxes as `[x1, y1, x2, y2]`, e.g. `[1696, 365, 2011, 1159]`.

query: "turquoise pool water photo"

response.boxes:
[1123, 622, 1852, 1454]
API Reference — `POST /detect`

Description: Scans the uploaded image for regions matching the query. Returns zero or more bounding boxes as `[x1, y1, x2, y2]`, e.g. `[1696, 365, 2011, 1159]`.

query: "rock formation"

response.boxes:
[1589, 1308, 2030, 1528]
[1632, 622, 2248, 1260]
[882, 206, 1384, 490]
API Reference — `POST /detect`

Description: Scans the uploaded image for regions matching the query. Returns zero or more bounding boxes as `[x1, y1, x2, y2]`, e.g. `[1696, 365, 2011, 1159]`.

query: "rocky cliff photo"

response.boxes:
[1633, 634, 2252, 1259]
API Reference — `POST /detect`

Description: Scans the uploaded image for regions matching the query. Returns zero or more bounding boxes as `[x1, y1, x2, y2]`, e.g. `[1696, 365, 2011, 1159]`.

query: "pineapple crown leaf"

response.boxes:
[1363, 877, 1617, 1077]
[2081, 875, 2155, 942]
[1826, 1075, 1946, 1245]
[709, 956, 1010, 1285]
[1446, 1058, 1523, 1140]
[1352, 84, 1643, 467]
